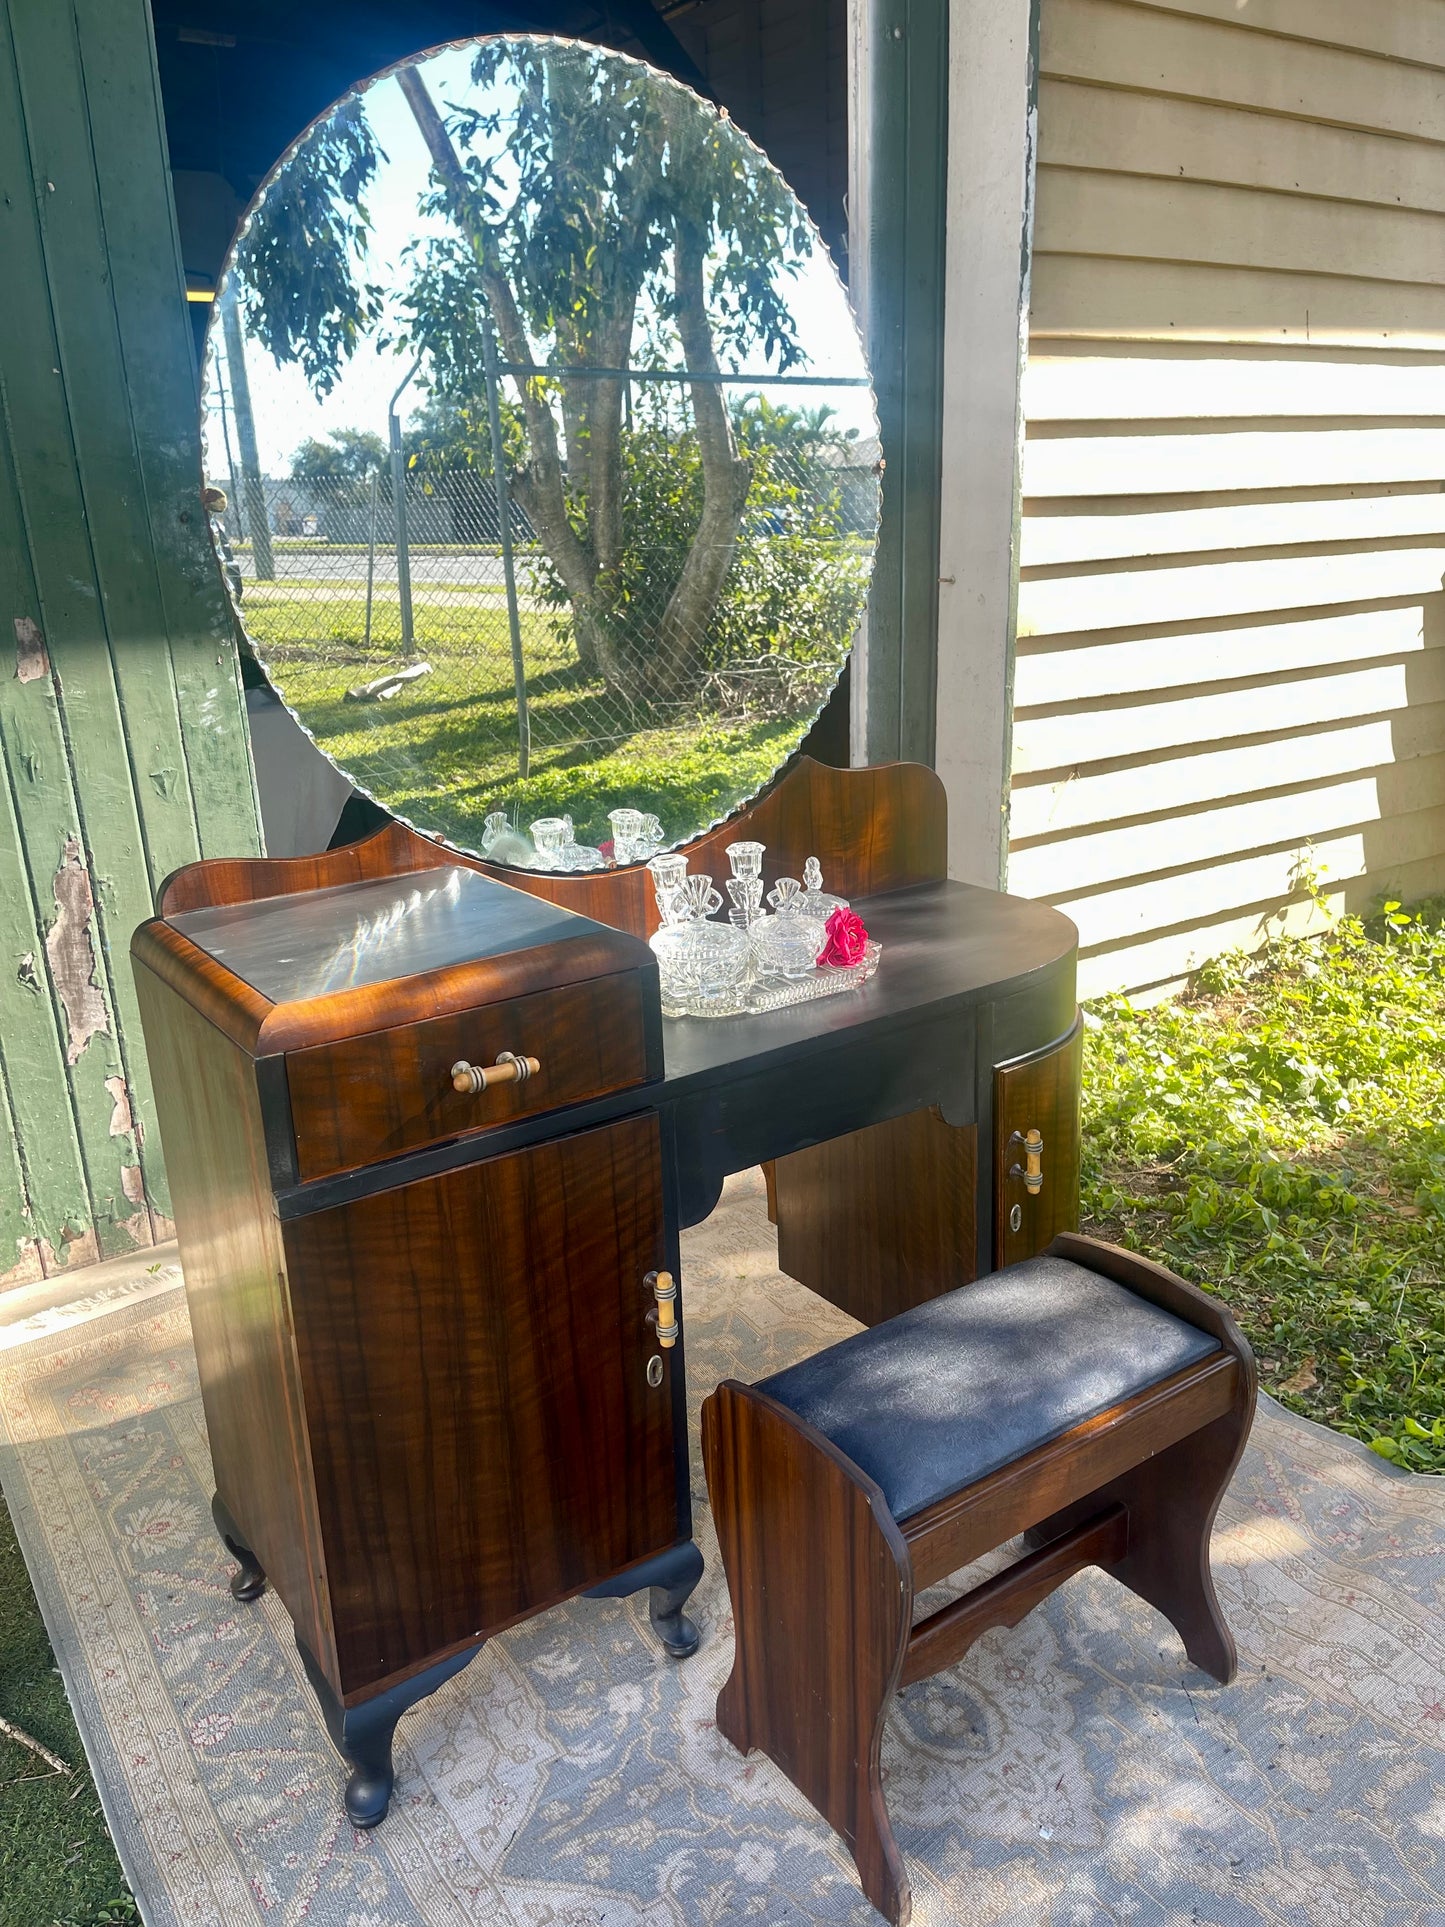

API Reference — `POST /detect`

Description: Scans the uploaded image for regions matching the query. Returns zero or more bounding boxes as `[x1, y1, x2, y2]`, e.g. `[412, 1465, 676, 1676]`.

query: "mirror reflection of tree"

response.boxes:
[221, 39, 875, 851]
[236, 44, 861, 701]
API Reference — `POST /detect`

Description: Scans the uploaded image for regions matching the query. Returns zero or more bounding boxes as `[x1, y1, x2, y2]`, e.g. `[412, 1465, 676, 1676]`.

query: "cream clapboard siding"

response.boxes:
[1011, 0, 1445, 1000]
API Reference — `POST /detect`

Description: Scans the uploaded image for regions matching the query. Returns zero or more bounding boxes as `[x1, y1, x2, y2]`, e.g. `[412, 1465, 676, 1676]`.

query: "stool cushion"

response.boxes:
[756, 1254, 1221, 1522]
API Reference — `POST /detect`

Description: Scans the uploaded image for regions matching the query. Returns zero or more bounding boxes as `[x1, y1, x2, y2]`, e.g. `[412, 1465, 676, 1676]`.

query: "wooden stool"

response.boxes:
[702, 1232, 1256, 1925]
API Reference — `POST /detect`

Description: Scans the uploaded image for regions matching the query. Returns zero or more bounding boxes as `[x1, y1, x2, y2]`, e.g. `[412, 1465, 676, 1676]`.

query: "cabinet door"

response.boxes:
[994, 1014, 1083, 1270]
[283, 1112, 677, 1697]
[773, 1110, 978, 1325]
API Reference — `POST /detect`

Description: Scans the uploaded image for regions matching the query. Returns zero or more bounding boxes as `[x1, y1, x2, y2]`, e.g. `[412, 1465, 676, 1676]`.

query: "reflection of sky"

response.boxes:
[202, 43, 875, 478]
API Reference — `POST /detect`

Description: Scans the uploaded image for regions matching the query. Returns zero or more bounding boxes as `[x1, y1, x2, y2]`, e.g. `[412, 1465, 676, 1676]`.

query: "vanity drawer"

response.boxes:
[286, 971, 655, 1181]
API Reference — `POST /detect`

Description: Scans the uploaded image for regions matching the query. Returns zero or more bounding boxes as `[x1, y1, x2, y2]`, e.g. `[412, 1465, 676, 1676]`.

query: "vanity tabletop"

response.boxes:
[138, 861, 655, 1058]
[661, 879, 1078, 1097]
[168, 865, 608, 1005]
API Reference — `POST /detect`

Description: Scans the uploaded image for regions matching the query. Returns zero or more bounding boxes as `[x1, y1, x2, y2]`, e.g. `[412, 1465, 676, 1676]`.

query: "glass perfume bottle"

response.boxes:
[796, 855, 849, 921]
[767, 877, 804, 916]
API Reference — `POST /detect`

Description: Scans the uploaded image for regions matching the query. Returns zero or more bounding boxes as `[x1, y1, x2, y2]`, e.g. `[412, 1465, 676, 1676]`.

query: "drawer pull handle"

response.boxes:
[451, 1051, 540, 1095]
[647, 1269, 678, 1349]
[1008, 1127, 1044, 1195]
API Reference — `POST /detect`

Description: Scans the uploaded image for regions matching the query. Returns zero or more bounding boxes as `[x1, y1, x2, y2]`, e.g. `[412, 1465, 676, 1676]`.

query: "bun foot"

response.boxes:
[587, 1539, 705, 1659]
[229, 1555, 267, 1603]
[344, 1755, 396, 1829]
[650, 1600, 701, 1658]
[211, 1493, 266, 1602]
[297, 1636, 482, 1828]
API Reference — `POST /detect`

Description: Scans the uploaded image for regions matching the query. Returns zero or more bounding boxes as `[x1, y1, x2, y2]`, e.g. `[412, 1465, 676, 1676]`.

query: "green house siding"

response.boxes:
[0, 0, 261, 1284]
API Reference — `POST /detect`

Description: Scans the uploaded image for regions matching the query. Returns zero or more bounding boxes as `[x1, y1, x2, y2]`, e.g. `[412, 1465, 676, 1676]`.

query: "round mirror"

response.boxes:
[203, 35, 879, 869]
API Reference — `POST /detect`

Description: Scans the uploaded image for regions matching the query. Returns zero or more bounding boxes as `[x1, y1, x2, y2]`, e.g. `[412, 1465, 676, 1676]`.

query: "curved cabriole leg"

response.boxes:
[703, 1380, 914, 1927]
[649, 1540, 704, 1657]
[211, 1493, 266, 1602]
[583, 1539, 705, 1658]
[297, 1638, 481, 1828]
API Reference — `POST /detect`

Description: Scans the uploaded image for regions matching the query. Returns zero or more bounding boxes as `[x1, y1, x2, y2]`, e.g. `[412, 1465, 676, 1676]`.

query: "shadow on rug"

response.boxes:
[2, 1170, 1444, 1927]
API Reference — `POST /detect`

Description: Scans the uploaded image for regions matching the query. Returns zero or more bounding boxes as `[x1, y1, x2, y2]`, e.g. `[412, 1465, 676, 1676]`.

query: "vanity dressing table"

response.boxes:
[133, 756, 1079, 1823]
[153, 30, 1082, 1822]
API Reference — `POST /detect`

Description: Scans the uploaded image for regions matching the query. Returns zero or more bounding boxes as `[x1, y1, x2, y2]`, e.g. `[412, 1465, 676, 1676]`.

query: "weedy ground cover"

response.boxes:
[0, 1492, 138, 1927]
[1081, 898, 1445, 1471]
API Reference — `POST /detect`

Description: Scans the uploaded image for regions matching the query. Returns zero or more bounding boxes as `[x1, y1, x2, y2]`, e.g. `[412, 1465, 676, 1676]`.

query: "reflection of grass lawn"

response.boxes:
[246, 579, 513, 601]
[246, 595, 810, 849]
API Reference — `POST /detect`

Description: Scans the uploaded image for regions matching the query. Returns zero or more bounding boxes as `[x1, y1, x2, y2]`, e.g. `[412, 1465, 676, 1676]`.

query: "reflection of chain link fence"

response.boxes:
[234, 470, 535, 549]
[218, 415, 878, 849]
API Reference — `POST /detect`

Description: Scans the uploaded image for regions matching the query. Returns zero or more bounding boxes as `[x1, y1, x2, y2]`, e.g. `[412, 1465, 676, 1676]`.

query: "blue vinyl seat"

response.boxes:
[757, 1253, 1221, 1523]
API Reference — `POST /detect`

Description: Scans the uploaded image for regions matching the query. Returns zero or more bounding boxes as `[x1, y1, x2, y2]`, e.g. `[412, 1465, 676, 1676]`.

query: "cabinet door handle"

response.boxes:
[1008, 1127, 1044, 1195]
[451, 1051, 540, 1094]
[645, 1269, 678, 1348]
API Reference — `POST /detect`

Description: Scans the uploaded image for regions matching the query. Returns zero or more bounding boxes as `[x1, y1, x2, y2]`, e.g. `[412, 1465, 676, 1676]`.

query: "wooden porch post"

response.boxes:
[848, 0, 950, 769]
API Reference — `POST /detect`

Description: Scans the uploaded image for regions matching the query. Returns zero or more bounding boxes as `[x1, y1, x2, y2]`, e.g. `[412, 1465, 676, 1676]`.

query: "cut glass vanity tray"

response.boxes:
[657, 939, 881, 1020]
[647, 848, 879, 1021]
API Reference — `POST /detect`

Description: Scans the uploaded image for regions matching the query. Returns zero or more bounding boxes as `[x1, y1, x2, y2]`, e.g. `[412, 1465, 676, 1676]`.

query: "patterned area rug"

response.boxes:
[3, 1170, 1445, 1927]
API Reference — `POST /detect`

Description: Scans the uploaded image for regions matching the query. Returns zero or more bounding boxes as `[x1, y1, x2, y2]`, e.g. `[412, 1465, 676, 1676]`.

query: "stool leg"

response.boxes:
[704, 1381, 914, 1926]
[1024, 1407, 1249, 1681]
[1107, 1408, 1248, 1682]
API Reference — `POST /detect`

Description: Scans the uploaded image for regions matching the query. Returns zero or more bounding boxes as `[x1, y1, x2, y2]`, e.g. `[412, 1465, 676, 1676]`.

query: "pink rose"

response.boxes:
[817, 906, 868, 968]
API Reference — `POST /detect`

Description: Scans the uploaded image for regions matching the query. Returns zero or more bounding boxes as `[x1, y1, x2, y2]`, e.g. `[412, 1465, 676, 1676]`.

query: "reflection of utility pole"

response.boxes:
[219, 279, 274, 580]
[215, 357, 245, 542]
[389, 357, 421, 654]
[363, 466, 379, 650]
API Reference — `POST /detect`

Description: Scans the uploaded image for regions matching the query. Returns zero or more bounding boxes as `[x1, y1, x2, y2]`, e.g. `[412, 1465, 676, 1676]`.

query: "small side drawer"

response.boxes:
[286, 971, 653, 1182]
[993, 1011, 1082, 1270]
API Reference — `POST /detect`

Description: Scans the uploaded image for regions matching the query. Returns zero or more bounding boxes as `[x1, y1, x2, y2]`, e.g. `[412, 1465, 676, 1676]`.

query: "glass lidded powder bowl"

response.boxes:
[749, 912, 824, 980]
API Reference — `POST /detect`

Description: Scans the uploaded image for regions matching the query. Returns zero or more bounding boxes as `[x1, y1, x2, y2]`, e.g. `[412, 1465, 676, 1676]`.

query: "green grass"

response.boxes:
[244, 594, 811, 848]
[0, 1490, 138, 1927]
[1080, 896, 1445, 1471]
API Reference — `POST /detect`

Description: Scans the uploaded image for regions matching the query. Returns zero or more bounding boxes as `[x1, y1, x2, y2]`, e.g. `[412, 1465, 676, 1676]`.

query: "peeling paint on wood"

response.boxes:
[35, 1227, 101, 1274]
[104, 1073, 132, 1136]
[1, 1242, 45, 1290]
[56, 1227, 100, 1270]
[14, 615, 48, 681]
[0, 0, 261, 1290]
[45, 835, 109, 1064]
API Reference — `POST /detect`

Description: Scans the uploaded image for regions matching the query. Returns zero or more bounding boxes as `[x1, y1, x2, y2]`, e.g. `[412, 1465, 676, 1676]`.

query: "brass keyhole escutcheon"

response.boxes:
[646, 1355, 664, 1388]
